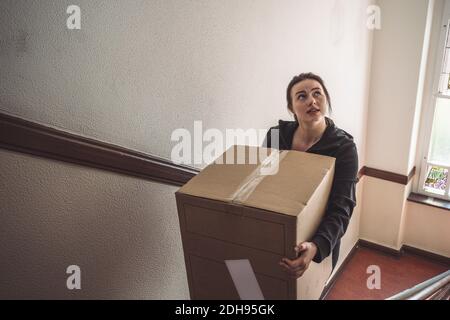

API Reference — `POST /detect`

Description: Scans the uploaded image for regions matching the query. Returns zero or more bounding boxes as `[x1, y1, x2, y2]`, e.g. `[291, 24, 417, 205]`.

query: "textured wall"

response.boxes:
[0, 149, 189, 299]
[0, 0, 372, 166]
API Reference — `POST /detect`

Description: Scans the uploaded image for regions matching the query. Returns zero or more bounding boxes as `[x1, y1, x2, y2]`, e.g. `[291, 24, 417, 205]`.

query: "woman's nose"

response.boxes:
[305, 95, 316, 106]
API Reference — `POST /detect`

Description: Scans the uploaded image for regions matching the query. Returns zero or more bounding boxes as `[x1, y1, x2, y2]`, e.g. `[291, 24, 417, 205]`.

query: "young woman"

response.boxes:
[263, 73, 359, 279]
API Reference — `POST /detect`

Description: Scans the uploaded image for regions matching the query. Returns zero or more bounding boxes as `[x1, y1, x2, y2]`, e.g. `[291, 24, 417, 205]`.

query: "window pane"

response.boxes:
[444, 49, 450, 74]
[438, 74, 450, 95]
[423, 165, 448, 195]
[446, 19, 450, 48]
[429, 98, 450, 165]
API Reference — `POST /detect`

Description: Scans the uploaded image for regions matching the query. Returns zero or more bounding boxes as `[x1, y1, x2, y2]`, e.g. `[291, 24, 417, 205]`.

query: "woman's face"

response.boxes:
[290, 79, 328, 124]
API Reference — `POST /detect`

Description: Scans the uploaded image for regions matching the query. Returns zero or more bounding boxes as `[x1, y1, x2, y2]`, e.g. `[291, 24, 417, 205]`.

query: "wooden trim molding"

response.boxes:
[402, 245, 450, 266]
[407, 192, 450, 211]
[358, 239, 450, 266]
[358, 239, 402, 258]
[0, 112, 200, 187]
[361, 166, 416, 185]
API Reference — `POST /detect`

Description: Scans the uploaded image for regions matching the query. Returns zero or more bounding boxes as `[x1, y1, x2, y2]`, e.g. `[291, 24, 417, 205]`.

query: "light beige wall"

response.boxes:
[407, 0, 437, 172]
[0, 149, 189, 299]
[364, 0, 429, 175]
[404, 202, 450, 257]
[360, 177, 407, 249]
[397, 180, 413, 249]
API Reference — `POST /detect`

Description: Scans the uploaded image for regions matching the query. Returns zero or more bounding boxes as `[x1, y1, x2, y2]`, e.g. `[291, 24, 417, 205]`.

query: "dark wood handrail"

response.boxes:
[0, 112, 200, 186]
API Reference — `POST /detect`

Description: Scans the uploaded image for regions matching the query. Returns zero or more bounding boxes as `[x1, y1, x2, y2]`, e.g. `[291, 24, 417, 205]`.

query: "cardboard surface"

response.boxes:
[176, 144, 336, 300]
[178, 145, 335, 216]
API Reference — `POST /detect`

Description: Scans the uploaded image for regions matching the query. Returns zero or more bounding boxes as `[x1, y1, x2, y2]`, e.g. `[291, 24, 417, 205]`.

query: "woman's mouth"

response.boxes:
[307, 108, 320, 114]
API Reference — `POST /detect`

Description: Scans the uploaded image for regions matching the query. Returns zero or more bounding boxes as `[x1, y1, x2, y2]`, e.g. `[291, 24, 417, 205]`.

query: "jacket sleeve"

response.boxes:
[311, 142, 359, 263]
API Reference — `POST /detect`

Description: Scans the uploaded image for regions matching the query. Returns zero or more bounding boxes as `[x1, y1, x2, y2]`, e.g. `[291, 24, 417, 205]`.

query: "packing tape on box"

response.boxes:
[230, 149, 287, 205]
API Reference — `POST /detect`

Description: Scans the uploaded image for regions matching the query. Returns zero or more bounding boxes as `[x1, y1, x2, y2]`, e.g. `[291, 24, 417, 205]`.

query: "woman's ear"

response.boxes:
[288, 108, 298, 122]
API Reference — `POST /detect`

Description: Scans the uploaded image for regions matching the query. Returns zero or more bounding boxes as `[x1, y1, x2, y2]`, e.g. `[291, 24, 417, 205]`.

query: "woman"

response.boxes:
[262, 73, 358, 279]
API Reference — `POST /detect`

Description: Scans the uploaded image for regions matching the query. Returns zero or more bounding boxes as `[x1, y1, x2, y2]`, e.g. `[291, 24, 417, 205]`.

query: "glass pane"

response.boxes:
[444, 49, 450, 74]
[429, 98, 450, 165]
[438, 74, 450, 95]
[423, 165, 448, 195]
[446, 20, 450, 48]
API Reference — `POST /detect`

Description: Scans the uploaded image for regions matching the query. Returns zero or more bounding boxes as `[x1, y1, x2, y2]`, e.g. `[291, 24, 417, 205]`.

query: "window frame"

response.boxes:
[416, 0, 450, 201]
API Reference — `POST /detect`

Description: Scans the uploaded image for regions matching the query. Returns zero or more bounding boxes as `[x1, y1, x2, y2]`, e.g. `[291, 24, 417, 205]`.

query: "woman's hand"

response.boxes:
[279, 242, 318, 279]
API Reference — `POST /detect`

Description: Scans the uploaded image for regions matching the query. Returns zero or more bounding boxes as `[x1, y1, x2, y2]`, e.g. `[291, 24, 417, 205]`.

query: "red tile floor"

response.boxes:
[324, 246, 449, 300]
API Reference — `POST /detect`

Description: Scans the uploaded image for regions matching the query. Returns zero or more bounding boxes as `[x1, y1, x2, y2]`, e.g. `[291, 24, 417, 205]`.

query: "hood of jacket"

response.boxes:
[274, 117, 354, 153]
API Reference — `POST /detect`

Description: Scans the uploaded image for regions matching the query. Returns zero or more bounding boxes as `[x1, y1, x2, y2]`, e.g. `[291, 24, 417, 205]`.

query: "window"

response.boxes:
[418, 1, 450, 201]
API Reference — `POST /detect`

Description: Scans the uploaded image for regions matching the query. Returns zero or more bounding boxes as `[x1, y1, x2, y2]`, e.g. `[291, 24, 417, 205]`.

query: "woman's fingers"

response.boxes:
[281, 257, 307, 270]
[279, 260, 299, 271]
[280, 242, 315, 279]
[279, 258, 307, 274]
[279, 261, 308, 279]
[294, 243, 308, 255]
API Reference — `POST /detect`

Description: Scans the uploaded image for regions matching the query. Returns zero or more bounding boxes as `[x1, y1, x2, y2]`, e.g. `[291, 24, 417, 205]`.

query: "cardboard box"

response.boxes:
[175, 145, 335, 300]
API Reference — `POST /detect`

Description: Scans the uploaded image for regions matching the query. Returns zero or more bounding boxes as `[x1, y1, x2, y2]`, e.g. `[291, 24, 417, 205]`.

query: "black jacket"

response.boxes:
[262, 117, 358, 268]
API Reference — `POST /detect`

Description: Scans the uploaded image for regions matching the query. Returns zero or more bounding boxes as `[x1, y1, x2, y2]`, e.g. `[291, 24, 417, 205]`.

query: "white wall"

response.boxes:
[364, 0, 429, 175]
[360, 177, 407, 249]
[0, 0, 374, 298]
[407, 0, 436, 173]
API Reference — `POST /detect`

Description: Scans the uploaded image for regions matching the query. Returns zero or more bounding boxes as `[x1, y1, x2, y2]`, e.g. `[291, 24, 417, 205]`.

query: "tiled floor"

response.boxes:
[325, 246, 449, 300]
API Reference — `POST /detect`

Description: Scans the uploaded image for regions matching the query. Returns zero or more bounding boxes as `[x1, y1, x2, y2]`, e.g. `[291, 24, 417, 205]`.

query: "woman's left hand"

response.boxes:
[279, 242, 318, 279]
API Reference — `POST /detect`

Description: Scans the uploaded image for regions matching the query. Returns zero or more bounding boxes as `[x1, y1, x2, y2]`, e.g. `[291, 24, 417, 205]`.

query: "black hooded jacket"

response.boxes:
[262, 117, 358, 268]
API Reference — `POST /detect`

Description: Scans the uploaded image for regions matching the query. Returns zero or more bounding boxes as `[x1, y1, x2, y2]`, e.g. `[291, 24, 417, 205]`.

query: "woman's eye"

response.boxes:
[313, 91, 321, 97]
[298, 94, 305, 100]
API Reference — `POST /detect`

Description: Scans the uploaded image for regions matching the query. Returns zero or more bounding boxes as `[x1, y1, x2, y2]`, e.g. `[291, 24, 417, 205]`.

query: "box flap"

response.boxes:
[178, 145, 335, 216]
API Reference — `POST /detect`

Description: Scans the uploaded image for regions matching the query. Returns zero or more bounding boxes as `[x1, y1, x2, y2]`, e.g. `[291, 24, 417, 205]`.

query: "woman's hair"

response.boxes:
[286, 72, 332, 121]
